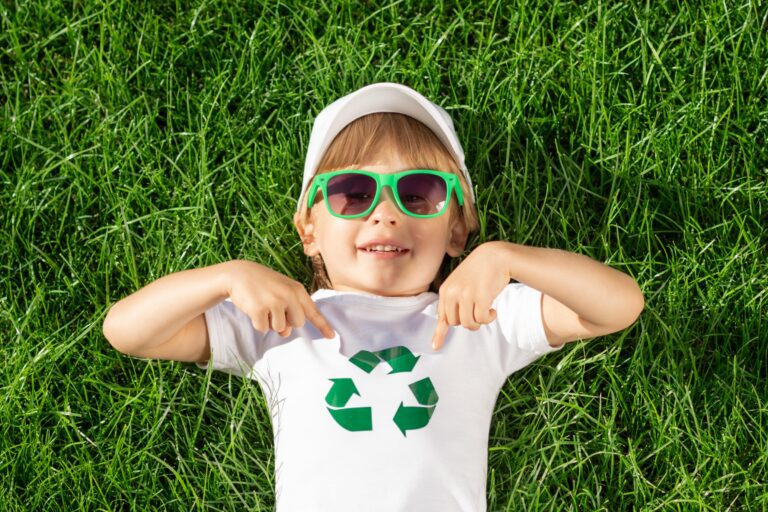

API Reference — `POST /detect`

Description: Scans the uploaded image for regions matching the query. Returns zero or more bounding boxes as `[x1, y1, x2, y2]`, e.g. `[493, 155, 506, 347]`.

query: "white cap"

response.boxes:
[297, 82, 475, 212]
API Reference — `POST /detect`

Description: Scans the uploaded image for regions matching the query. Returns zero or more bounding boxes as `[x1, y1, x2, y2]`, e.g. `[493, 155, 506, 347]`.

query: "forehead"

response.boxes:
[336, 169, 417, 177]
[338, 164, 445, 176]
[346, 152, 430, 174]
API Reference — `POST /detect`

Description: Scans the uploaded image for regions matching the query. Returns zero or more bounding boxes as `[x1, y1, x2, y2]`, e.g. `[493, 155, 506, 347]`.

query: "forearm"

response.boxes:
[498, 242, 644, 328]
[103, 261, 231, 353]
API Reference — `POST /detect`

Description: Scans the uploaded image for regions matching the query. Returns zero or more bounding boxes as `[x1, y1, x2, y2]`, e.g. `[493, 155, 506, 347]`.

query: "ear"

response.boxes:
[293, 211, 321, 257]
[445, 218, 469, 257]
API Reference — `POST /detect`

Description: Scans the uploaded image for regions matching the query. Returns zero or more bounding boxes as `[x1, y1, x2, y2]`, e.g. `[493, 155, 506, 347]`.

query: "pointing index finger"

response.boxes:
[302, 296, 336, 339]
[432, 316, 449, 351]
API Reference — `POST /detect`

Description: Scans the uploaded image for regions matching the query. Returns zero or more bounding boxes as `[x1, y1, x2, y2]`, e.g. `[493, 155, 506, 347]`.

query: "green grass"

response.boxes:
[1, 0, 766, 510]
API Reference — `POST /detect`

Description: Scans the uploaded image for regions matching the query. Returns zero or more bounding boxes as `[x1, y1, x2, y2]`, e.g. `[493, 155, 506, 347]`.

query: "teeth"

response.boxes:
[364, 245, 406, 252]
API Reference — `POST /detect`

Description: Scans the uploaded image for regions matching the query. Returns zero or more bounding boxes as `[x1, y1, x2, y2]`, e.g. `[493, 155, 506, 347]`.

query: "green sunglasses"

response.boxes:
[307, 169, 464, 219]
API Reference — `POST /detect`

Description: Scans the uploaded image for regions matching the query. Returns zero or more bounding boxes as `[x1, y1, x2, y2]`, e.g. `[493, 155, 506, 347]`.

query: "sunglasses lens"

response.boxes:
[326, 173, 377, 216]
[397, 173, 448, 215]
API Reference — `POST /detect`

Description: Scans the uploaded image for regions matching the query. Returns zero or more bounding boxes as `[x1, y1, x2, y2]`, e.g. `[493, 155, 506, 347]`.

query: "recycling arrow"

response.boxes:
[393, 377, 438, 436]
[349, 346, 420, 374]
[325, 378, 372, 431]
[325, 346, 439, 437]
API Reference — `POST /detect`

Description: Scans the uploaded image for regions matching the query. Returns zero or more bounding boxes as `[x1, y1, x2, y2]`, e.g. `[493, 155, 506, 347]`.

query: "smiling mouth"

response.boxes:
[359, 247, 409, 253]
[358, 247, 410, 259]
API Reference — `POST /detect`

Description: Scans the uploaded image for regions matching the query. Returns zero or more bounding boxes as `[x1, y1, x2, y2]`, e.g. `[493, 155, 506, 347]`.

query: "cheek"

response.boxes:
[317, 220, 357, 249]
[414, 224, 451, 251]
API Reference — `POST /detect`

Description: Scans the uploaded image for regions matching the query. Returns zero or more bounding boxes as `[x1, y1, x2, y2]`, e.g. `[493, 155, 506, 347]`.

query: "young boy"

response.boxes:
[103, 82, 644, 511]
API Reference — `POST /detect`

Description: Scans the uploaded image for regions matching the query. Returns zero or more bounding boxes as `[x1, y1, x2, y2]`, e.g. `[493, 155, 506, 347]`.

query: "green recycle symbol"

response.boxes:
[325, 346, 438, 437]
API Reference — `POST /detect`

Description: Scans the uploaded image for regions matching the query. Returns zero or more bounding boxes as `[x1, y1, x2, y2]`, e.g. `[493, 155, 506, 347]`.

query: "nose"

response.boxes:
[369, 187, 402, 224]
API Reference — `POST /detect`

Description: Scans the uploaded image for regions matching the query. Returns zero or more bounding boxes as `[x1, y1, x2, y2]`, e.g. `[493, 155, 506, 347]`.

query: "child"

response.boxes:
[103, 82, 644, 511]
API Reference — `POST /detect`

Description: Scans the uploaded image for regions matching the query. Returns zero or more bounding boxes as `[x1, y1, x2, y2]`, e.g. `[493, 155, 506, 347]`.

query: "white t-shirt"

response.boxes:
[199, 282, 564, 512]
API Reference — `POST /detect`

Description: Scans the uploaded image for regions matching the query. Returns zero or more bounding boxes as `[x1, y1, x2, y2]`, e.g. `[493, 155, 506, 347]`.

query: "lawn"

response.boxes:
[1, 0, 766, 510]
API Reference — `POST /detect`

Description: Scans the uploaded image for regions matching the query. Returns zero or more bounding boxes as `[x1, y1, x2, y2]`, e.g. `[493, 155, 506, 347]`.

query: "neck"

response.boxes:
[330, 284, 431, 297]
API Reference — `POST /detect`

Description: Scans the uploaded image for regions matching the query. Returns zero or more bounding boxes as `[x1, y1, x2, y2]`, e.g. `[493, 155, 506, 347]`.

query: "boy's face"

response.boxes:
[293, 153, 468, 297]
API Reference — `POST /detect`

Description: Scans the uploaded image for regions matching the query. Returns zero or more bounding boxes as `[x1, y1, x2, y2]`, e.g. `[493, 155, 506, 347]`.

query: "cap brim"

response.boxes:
[320, 83, 461, 169]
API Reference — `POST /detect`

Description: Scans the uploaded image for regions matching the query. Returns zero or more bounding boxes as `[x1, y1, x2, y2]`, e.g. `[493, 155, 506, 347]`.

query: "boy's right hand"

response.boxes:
[222, 259, 336, 339]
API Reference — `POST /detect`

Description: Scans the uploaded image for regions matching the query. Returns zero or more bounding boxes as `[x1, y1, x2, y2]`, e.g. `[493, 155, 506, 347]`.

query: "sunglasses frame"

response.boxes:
[306, 169, 464, 219]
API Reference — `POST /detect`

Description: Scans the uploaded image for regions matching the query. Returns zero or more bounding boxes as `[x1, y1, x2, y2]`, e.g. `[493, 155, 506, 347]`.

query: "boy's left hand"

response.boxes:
[432, 241, 510, 351]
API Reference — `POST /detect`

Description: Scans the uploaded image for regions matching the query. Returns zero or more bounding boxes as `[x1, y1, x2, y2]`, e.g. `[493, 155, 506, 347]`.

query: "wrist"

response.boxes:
[214, 260, 238, 299]
[484, 241, 517, 281]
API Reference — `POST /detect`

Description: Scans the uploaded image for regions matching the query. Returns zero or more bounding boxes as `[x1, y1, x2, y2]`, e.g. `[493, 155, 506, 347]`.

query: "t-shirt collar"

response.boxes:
[312, 287, 437, 309]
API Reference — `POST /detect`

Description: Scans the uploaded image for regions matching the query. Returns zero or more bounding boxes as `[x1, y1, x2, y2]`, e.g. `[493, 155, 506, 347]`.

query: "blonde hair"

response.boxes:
[295, 112, 480, 293]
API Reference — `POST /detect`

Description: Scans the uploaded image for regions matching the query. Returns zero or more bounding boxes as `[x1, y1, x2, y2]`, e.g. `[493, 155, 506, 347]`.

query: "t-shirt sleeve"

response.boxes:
[492, 282, 565, 378]
[196, 298, 267, 378]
